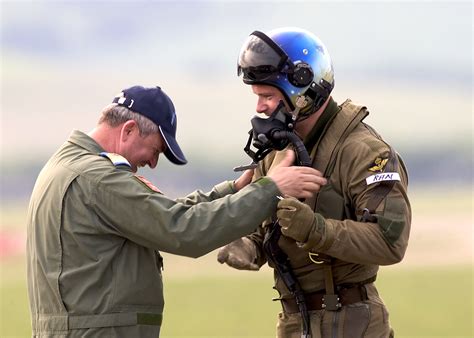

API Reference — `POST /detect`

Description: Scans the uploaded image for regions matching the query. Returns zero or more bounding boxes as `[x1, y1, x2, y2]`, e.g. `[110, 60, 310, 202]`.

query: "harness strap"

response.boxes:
[323, 264, 335, 295]
[306, 100, 369, 210]
[305, 100, 368, 303]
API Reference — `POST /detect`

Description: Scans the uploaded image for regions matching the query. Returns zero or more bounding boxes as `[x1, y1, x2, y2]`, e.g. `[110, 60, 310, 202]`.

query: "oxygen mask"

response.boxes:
[234, 101, 311, 171]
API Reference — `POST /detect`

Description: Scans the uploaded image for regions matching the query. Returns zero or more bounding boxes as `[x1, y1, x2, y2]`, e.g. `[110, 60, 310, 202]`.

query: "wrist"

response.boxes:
[301, 213, 326, 250]
[231, 180, 238, 192]
[215, 180, 237, 196]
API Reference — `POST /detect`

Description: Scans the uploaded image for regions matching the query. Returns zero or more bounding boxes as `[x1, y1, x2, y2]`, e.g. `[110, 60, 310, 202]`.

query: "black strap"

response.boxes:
[250, 31, 289, 71]
[263, 223, 311, 337]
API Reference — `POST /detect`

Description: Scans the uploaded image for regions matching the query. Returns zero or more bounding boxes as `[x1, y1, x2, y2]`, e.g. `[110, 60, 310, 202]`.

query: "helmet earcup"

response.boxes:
[288, 62, 314, 87]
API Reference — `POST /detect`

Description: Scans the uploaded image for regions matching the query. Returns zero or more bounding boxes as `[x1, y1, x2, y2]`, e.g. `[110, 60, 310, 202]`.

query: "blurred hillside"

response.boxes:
[1, 1, 472, 200]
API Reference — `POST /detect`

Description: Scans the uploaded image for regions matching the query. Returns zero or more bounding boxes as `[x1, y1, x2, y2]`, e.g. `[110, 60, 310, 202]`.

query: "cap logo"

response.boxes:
[116, 92, 134, 108]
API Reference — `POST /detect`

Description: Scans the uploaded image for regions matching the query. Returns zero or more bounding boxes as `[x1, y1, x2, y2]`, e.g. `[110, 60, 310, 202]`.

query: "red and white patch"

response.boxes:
[135, 175, 163, 194]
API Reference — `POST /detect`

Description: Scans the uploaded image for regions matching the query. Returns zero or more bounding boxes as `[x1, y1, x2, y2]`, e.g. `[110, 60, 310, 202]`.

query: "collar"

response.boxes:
[67, 130, 105, 154]
[303, 97, 340, 151]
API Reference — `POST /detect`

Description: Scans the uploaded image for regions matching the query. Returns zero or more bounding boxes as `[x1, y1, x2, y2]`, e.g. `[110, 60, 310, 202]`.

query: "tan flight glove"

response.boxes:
[217, 237, 260, 271]
[277, 197, 326, 247]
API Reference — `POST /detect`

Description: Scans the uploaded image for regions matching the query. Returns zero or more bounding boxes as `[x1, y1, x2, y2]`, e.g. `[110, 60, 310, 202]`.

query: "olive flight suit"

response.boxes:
[26, 130, 281, 337]
[248, 98, 411, 338]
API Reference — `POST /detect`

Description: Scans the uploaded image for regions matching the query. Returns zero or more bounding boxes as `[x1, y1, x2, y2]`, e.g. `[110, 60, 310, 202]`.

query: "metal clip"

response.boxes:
[233, 162, 258, 172]
[361, 208, 377, 223]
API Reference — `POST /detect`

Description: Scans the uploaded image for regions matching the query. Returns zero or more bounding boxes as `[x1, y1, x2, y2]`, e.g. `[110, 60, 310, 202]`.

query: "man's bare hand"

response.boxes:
[233, 169, 254, 191]
[267, 150, 326, 199]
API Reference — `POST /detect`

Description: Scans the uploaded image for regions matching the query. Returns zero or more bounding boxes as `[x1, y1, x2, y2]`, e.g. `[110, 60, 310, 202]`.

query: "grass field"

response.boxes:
[1, 188, 472, 337]
[1, 256, 472, 338]
[162, 266, 473, 338]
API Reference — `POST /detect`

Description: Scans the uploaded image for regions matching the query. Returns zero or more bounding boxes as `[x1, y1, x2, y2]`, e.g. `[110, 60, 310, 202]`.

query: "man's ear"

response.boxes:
[120, 120, 138, 142]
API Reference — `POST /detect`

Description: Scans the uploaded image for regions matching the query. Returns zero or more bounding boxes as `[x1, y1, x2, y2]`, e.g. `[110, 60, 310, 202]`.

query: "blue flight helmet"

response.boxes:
[237, 27, 335, 117]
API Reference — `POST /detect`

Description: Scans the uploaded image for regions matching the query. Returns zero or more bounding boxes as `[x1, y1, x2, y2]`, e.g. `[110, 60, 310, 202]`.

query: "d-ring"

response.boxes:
[308, 252, 325, 264]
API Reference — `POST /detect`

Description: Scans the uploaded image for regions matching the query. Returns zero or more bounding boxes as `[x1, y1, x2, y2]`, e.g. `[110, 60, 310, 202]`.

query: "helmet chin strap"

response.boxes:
[287, 91, 311, 121]
[291, 93, 315, 123]
[292, 78, 333, 122]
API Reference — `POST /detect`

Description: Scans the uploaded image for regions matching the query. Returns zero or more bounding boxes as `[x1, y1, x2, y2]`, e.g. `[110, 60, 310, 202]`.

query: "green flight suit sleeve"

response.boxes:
[310, 136, 411, 265]
[174, 181, 236, 206]
[242, 151, 279, 267]
[89, 170, 281, 258]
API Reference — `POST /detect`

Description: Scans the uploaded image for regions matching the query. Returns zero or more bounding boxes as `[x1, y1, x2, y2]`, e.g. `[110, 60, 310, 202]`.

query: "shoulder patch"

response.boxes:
[99, 152, 131, 168]
[366, 172, 401, 186]
[368, 157, 388, 172]
[135, 175, 163, 194]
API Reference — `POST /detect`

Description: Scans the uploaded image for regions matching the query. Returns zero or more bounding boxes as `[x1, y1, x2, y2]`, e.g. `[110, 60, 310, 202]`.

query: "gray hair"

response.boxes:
[98, 104, 159, 136]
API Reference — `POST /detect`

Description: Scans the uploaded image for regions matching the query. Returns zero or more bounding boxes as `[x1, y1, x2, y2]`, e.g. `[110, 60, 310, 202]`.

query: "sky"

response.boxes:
[1, 1, 472, 175]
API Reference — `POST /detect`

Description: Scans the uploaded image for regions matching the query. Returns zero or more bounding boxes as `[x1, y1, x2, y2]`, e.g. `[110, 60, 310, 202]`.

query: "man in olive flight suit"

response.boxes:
[26, 85, 326, 337]
[218, 28, 411, 338]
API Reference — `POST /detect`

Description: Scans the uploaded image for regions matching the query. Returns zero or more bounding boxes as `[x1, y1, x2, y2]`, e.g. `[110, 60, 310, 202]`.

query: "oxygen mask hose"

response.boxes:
[271, 131, 311, 167]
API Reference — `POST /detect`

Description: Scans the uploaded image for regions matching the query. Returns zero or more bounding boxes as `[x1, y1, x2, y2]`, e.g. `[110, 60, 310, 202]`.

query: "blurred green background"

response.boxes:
[1, 1, 472, 337]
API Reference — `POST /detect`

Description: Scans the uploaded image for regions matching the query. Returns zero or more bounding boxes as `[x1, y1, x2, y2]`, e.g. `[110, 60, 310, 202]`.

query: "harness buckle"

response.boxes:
[362, 208, 378, 223]
[322, 294, 342, 311]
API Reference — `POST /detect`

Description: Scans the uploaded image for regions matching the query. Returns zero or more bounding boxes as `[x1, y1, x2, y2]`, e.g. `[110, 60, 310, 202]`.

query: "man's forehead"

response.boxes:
[143, 132, 165, 147]
[252, 84, 281, 96]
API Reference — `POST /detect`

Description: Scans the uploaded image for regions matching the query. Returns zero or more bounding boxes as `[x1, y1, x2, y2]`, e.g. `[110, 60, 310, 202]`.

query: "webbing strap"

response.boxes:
[305, 100, 368, 298]
[323, 264, 335, 295]
[306, 100, 368, 211]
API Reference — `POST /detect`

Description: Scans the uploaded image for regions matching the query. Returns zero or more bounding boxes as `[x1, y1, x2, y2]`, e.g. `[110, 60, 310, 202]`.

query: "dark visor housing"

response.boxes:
[237, 31, 294, 83]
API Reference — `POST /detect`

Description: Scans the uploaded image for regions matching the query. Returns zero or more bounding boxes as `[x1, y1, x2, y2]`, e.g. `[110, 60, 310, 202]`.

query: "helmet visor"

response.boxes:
[237, 31, 289, 82]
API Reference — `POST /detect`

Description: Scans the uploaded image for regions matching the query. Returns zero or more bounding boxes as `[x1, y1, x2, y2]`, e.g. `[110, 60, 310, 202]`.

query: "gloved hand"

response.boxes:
[277, 197, 325, 244]
[217, 237, 259, 271]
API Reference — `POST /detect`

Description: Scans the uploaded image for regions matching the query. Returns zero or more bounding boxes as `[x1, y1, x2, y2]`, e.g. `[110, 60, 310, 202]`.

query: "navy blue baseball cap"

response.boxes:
[113, 85, 187, 165]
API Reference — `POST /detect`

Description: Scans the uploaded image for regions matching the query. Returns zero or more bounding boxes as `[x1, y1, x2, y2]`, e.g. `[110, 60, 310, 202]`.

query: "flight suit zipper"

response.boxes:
[332, 310, 340, 338]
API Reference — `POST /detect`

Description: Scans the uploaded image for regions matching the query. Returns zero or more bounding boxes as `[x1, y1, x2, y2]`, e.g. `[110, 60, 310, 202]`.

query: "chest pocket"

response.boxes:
[315, 183, 345, 220]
